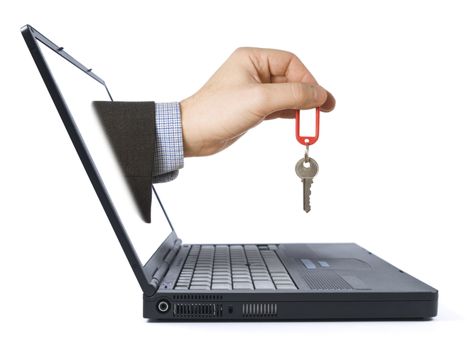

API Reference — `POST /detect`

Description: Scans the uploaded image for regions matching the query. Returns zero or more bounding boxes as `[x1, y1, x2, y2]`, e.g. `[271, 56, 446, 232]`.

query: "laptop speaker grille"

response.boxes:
[242, 303, 278, 318]
[302, 270, 353, 290]
[173, 303, 223, 318]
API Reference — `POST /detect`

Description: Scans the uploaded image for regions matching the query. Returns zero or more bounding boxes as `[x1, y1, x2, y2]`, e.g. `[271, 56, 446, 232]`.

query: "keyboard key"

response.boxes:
[212, 277, 231, 282]
[233, 278, 252, 283]
[270, 272, 289, 277]
[212, 274, 230, 279]
[272, 277, 292, 283]
[252, 277, 272, 282]
[191, 279, 211, 284]
[233, 282, 254, 290]
[254, 281, 275, 289]
[276, 284, 297, 290]
[212, 283, 232, 290]
[190, 285, 210, 290]
[190, 280, 210, 284]
[251, 272, 269, 277]
[213, 268, 230, 273]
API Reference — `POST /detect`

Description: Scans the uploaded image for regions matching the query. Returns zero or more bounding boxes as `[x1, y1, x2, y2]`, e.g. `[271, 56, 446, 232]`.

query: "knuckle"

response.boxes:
[233, 47, 250, 56]
[289, 83, 308, 106]
[286, 50, 298, 60]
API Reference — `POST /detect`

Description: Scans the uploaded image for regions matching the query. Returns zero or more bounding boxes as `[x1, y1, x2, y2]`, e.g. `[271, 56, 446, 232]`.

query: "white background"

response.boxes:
[1, 0, 466, 349]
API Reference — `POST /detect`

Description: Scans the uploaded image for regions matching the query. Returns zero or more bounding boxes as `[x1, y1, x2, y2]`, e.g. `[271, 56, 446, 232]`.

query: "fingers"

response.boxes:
[265, 90, 335, 120]
[321, 90, 336, 112]
[256, 82, 328, 116]
[235, 48, 336, 115]
[265, 109, 296, 119]
[238, 47, 318, 84]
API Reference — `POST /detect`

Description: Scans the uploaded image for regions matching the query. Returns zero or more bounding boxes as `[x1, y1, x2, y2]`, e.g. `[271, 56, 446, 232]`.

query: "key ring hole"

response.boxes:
[303, 161, 311, 168]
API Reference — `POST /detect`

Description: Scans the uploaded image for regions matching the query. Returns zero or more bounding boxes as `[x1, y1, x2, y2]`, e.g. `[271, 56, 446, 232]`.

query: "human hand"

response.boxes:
[180, 47, 336, 157]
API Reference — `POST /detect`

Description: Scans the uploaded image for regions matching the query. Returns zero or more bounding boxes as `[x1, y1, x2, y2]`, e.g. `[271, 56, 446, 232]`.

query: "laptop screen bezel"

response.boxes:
[21, 24, 172, 296]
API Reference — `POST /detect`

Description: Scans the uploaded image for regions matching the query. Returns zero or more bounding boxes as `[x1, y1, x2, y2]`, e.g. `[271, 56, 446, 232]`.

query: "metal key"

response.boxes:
[295, 157, 319, 213]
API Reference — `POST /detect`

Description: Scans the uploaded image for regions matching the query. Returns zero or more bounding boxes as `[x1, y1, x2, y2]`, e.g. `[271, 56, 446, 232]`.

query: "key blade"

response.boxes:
[302, 178, 313, 213]
[295, 156, 318, 214]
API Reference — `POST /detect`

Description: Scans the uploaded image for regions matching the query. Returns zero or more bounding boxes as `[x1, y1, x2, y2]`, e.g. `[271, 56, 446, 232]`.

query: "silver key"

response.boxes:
[295, 157, 319, 213]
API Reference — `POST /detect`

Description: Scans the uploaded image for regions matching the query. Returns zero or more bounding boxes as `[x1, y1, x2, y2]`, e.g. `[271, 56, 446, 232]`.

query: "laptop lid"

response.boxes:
[21, 25, 176, 296]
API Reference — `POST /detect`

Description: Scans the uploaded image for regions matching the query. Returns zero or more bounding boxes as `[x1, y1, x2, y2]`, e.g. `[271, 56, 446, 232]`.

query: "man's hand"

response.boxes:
[180, 47, 336, 157]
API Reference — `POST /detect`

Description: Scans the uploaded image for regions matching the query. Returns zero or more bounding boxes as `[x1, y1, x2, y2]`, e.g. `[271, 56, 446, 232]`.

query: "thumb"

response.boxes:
[257, 82, 327, 115]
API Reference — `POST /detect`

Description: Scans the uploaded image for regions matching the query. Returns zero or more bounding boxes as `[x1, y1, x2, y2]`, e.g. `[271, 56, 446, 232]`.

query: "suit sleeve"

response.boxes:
[92, 101, 155, 223]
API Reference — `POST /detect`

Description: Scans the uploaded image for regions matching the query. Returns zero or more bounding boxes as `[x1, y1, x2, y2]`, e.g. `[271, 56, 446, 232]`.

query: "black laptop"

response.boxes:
[22, 25, 438, 321]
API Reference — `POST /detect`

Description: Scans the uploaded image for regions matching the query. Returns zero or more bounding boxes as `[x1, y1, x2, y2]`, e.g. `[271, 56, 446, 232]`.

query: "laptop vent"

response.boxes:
[302, 270, 353, 290]
[172, 294, 223, 301]
[242, 303, 278, 318]
[173, 303, 223, 318]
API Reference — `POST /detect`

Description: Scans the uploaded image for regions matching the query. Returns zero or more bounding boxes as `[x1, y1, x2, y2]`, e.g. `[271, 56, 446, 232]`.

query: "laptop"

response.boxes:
[22, 25, 438, 321]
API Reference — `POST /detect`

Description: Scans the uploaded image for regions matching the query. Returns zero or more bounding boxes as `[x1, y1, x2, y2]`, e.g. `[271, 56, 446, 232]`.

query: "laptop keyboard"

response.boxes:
[174, 244, 297, 290]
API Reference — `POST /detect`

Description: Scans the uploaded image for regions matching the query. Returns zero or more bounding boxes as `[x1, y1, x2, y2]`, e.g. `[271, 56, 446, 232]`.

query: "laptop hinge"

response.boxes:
[150, 238, 182, 289]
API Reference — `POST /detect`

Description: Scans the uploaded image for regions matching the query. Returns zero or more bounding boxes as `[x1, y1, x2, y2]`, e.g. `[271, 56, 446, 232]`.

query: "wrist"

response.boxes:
[180, 95, 241, 157]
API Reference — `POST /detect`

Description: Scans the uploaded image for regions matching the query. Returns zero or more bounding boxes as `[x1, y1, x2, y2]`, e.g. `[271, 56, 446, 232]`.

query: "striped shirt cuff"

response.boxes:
[153, 102, 184, 183]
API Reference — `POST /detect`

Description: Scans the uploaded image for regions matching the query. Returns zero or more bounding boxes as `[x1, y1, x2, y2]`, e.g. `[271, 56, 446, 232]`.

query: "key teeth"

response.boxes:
[303, 180, 312, 213]
[297, 157, 316, 214]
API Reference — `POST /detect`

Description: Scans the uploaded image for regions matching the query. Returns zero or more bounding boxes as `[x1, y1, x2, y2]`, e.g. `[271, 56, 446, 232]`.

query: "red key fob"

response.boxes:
[295, 107, 320, 146]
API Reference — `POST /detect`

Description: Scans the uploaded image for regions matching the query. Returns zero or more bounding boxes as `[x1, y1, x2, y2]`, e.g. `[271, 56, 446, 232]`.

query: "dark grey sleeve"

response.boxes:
[92, 101, 155, 223]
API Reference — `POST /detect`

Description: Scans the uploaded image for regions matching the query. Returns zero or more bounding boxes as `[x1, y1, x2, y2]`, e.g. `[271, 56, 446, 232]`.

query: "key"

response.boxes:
[211, 283, 232, 290]
[276, 284, 297, 290]
[295, 157, 319, 213]
[253, 281, 276, 290]
[233, 282, 254, 290]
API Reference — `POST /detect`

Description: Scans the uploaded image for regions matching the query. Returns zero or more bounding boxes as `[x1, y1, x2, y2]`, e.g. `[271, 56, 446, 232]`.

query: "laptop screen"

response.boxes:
[37, 40, 173, 264]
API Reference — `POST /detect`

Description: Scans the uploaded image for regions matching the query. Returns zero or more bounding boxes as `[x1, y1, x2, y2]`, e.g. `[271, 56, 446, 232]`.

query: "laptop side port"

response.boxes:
[157, 300, 170, 313]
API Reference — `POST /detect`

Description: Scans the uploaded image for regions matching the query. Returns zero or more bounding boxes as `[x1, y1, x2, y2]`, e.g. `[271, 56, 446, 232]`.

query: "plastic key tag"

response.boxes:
[295, 107, 320, 146]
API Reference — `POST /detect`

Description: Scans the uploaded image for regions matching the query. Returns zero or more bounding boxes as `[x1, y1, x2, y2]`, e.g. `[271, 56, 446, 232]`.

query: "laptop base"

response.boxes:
[144, 292, 436, 321]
